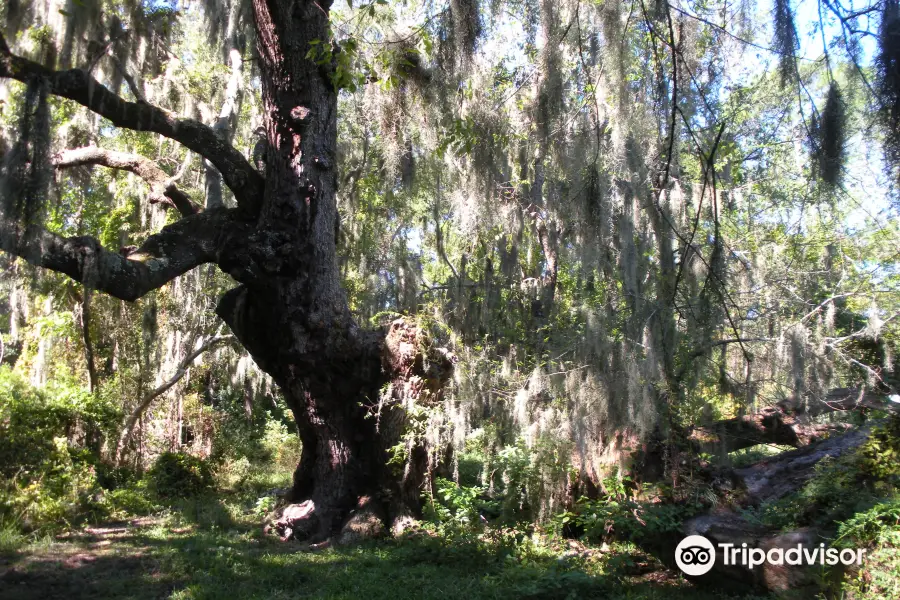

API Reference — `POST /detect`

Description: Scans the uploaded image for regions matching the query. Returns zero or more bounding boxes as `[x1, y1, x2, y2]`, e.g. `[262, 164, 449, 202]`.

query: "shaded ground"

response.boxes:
[0, 518, 177, 600]
[0, 506, 771, 600]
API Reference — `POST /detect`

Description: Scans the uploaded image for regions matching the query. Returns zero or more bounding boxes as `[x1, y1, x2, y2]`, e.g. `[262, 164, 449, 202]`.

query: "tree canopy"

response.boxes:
[0, 0, 897, 593]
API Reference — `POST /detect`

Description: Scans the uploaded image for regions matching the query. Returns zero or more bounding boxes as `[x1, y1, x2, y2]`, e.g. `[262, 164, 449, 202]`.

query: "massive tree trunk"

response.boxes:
[0, 0, 452, 542]
[212, 0, 452, 541]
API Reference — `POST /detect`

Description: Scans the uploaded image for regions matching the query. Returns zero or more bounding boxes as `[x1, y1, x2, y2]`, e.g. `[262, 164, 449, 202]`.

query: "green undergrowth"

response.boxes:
[548, 469, 705, 547]
[1, 493, 773, 600]
[0, 365, 300, 539]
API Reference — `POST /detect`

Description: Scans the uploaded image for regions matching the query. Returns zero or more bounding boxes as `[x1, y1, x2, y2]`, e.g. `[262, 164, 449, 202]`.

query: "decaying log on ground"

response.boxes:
[690, 388, 896, 454]
[733, 423, 875, 504]
[680, 513, 830, 593]
[658, 423, 877, 593]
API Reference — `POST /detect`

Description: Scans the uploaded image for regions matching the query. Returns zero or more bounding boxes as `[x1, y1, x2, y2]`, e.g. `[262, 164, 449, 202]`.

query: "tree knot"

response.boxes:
[290, 105, 312, 126]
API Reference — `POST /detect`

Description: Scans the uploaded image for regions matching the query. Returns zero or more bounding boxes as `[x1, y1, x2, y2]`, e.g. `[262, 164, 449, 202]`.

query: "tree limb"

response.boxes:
[77, 288, 99, 392]
[0, 208, 242, 301]
[114, 334, 236, 463]
[0, 34, 264, 214]
[54, 146, 199, 216]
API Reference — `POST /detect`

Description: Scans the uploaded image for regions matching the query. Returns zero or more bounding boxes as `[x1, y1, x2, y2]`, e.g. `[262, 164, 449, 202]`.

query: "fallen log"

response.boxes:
[657, 423, 878, 593]
[689, 409, 852, 454]
[733, 422, 875, 504]
[679, 512, 830, 593]
[690, 388, 897, 454]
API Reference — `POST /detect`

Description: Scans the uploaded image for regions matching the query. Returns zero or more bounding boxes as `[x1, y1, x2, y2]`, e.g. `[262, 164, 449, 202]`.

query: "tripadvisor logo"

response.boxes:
[675, 535, 866, 576]
[675, 535, 716, 575]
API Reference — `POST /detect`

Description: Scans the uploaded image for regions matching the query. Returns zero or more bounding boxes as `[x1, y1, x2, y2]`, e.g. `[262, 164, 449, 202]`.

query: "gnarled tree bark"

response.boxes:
[0, 0, 454, 542]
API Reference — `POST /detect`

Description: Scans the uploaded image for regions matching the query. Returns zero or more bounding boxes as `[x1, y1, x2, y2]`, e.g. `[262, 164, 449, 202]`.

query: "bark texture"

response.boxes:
[0, 207, 249, 301]
[211, 0, 455, 540]
[0, 0, 454, 541]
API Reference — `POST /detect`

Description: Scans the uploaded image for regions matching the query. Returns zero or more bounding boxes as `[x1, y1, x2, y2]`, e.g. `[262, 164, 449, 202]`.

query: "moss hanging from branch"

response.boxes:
[0, 76, 51, 259]
[773, 0, 798, 86]
[450, 0, 482, 66]
[811, 81, 847, 188]
[877, 0, 900, 185]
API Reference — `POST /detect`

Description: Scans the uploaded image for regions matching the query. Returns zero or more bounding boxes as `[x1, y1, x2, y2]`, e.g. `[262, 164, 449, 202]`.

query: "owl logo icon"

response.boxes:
[675, 535, 716, 576]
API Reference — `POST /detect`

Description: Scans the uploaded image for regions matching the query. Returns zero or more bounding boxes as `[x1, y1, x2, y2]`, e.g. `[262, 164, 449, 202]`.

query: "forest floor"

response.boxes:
[0, 498, 774, 600]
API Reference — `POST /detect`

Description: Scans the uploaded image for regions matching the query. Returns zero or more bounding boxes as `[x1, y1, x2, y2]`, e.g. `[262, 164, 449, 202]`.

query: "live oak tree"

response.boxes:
[0, 0, 897, 542]
[0, 0, 455, 541]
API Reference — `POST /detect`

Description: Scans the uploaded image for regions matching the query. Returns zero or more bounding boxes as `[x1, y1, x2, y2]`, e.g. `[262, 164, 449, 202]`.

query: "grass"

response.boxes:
[0, 493, 773, 600]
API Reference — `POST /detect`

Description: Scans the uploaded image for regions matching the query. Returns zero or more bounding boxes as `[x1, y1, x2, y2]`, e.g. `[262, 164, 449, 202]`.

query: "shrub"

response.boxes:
[833, 498, 900, 599]
[858, 415, 900, 482]
[216, 456, 254, 491]
[554, 470, 703, 543]
[424, 477, 499, 531]
[146, 452, 214, 499]
[0, 367, 117, 480]
[835, 497, 900, 548]
[0, 369, 120, 532]
[106, 483, 159, 516]
[252, 495, 278, 519]
[261, 418, 302, 472]
[425, 477, 484, 526]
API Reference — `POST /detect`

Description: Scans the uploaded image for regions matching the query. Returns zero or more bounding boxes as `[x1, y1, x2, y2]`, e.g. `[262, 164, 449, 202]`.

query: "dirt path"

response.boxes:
[0, 518, 178, 600]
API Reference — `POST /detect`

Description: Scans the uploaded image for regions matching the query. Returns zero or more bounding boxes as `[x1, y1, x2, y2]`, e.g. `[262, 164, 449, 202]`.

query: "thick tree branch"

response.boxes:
[0, 208, 242, 302]
[54, 146, 199, 216]
[0, 34, 264, 214]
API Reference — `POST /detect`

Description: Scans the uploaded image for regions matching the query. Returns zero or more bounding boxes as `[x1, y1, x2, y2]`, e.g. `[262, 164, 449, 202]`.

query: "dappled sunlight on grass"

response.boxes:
[0, 497, 776, 600]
